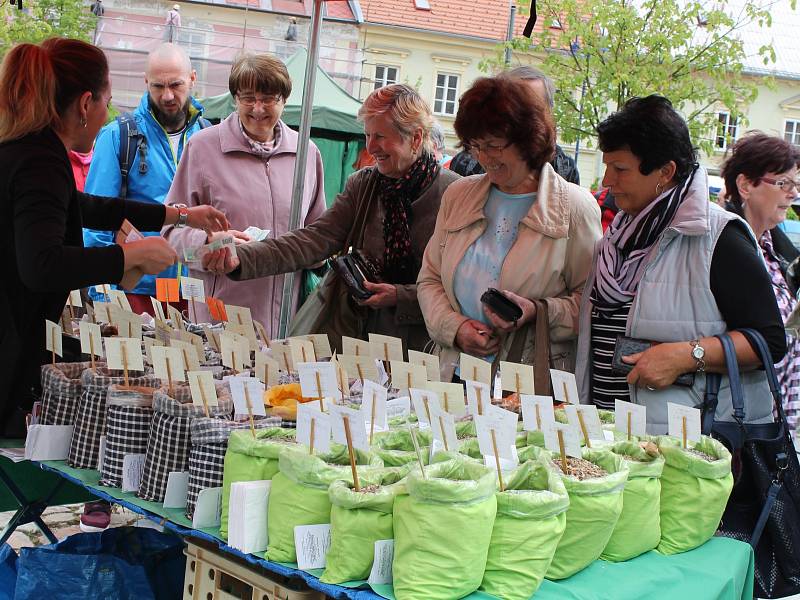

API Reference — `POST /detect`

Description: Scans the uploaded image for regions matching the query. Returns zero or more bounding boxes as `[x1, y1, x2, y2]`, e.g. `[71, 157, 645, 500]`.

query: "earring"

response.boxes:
[80, 118, 87, 128]
[655, 181, 663, 195]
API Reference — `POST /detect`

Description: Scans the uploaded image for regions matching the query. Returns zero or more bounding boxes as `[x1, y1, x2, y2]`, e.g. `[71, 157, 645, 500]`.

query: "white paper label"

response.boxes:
[361, 380, 388, 432]
[24, 425, 72, 461]
[368, 539, 395, 585]
[520, 394, 556, 432]
[294, 524, 332, 570]
[550, 369, 580, 405]
[424, 381, 466, 416]
[389, 361, 427, 392]
[460, 353, 492, 387]
[45, 320, 63, 357]
[543, 422, 582, 458]
[229, 376, 266, 417]
[386, 396, 411, 419]
[408, 350, 440, 382]
[122, 453, 146, 492]
[180, 277, 206, 301]
[104, 337, 144, 372]
[667, 402, 701, 444]
[297, 361, 339, 399]
[79, 321, 104, 358]
[97, 435, 107, 471]
[465, 380, 492, 417]
[368, 333, 404, 363]
[500, 361, 535, 395]
[151, 345, 187, 383]
[475, 408, 518, 460]
[564, 404, 605, 444]
[409, 387, 441, 428]
[615, 399, 647, 438]
[187, 370, 218, 408]
[192, 487, 223, 529]
[429, 407, 458, 453]
[163, 471, 190, 509]
[329, 404, 369, 451]
[297, 403, 331, 455]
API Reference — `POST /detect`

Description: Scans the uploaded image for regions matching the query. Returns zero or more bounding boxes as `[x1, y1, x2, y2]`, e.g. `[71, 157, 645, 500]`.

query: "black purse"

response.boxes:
[703, 329, 800, 598]
[330, 249, 383, 301]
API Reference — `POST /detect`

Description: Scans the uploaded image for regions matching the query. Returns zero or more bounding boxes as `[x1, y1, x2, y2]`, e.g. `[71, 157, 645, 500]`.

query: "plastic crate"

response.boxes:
[183, 539, 326, 600]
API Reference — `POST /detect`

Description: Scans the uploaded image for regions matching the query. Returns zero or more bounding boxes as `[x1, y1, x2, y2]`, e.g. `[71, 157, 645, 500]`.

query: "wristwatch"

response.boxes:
[690, 339, 706, 372]
[174, 204, 189, 228]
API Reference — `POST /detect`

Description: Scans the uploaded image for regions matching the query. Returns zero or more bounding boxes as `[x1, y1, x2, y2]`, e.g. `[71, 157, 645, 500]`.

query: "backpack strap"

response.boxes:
[116, 112, 146, 201]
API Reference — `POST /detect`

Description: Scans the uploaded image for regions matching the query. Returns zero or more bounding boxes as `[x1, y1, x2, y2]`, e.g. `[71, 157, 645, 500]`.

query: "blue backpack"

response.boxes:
[116, 112, 211, 200]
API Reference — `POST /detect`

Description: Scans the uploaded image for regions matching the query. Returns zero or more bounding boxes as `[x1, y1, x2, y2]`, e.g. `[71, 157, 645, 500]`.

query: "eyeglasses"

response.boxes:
[467, 140, 512, 158]
[760, 177, 800, 194]
[236, 93, 283, 108]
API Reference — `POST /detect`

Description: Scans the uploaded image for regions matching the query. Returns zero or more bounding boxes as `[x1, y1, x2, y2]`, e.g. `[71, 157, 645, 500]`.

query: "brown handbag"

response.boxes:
[287, 171, 378, 352]
[498, 298, 552, 396]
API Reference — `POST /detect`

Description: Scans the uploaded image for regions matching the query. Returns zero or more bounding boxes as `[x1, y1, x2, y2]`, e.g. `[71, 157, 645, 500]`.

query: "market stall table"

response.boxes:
[31, 460, 754, 600]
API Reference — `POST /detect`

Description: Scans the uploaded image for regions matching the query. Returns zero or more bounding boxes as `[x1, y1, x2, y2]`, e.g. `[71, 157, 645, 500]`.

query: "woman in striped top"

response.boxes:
[574, 96, 785, 432]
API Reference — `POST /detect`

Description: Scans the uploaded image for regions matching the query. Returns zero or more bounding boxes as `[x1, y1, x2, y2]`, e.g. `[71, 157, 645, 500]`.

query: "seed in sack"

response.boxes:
[685, 447, 716, 462]
[551, 457, 608, 480]
[638, 441, 660, 457]
[358, 484, 382, 494]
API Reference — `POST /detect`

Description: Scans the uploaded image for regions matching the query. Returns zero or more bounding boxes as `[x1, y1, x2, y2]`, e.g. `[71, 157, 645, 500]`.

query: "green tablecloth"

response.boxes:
[38, 461, 754, 600]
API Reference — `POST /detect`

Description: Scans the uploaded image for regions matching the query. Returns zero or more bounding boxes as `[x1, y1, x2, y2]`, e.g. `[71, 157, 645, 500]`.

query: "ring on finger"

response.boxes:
[646, 385, 656, 391]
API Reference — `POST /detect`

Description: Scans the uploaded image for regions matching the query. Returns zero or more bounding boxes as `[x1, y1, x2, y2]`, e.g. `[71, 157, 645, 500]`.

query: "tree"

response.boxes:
[487, 0, 795, 156]
[1, 0, 97, 59]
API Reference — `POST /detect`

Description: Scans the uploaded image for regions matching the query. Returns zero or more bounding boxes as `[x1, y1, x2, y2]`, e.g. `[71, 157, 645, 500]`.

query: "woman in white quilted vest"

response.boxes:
[575, 95, 786, 434]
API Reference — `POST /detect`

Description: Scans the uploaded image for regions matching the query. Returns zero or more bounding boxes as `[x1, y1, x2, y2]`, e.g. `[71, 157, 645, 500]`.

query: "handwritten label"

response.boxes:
[220, 331, 250, 371]
[169, 339, 202, 371]
[386, 396, 411, 419]
[297, 361, 338, 399]
[667, 402, 701, 444]
[407, 350, 440, 382]
[104, 337, 144, 371]
[303, 334, 333, 359]
[342, 336, 371, 358]
[564, 404, 605, 444]
[409, 387, 441, 428]
[180, 276, 205, 301]
[270, 343, 295, 373]
[368, 333, 404, 362]
[520, 395, 556, 432]
[229, 376, 266, 417]
[254, 352, 281, 387]
[329, 404, 369, 451]
[297, 403, 331, 454]
[550, 369, 580, 405]
[361, 380, 389, 432]
[337, 354, 379, 383]
[389, 361, 427, 392]
[424, 381, 466, 415]
[465, 380, 492, 416]
[368, 540, 395, 585]
[79, 321, 104, 358]
[460, 353, 492, 387]
[45, 320, 63, 356]
[187, 370, 218, 408]
[615, 399, 647, 438]
[543, 422, 582, 458]
[500, 361, 535, 395]
[429, 406, 458, 452]
[294, 524, 332, 570]
[475, 407, 519, 460]
[289, 337, 317, 366]
[107, 289, 132, 311]
[122, 453, 146, 492]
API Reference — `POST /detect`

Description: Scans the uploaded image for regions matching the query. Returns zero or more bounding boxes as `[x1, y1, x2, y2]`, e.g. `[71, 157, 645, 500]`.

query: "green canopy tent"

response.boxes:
[200, 47, 365, 206]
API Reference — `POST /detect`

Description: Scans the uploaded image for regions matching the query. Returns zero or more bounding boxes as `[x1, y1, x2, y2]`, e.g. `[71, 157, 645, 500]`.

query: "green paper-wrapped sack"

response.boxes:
[393, 459, 497, 600]
[265, 445, 383, 563]
[480, 458, 569, 600]
[455, 419, 476, 439]
[320, 470, 407, 584]
[219, 428, 296, 539]
[656, 435, 733, 555]
[388, 414, 418, 428]
[546, 448, 628, 580]
[373, 428, 432, 450]
[601, 441, 665, 561]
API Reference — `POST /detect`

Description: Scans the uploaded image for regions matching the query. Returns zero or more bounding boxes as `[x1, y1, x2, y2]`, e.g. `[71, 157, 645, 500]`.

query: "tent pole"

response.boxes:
[277, 0, 324, 340]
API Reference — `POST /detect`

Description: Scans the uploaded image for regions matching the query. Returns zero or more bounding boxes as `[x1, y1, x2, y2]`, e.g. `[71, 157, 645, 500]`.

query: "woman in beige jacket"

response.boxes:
[417, 75, 601, 383]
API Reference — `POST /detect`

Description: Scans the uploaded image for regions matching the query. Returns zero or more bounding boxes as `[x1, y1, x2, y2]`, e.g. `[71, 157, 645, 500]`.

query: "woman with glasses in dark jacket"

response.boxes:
[721, 132, 800, 437]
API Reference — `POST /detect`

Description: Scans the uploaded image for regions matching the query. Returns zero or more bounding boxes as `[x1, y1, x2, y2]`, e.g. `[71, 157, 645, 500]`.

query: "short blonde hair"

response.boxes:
[228, 53, 291, 100]
[358, 84, 434, 155]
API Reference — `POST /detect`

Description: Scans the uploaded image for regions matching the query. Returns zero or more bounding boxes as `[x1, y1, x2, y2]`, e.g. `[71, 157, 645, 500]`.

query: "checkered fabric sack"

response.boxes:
[68, 367, 158, 470]
[186, 415, 281, 518]
[137, 383, 233, 503]
[40, 361, 97, 426]
[98, 385, 157, 488]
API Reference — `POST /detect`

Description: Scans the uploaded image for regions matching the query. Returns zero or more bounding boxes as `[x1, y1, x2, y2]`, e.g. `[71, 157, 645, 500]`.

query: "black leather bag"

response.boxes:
[703, 329, 800, 598]
[330, 250, 383, 301]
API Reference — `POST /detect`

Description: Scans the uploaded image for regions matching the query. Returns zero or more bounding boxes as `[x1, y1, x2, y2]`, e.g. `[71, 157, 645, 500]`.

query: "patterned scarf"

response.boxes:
[590, 166, 698, 313]
[377, 152, 440, 284]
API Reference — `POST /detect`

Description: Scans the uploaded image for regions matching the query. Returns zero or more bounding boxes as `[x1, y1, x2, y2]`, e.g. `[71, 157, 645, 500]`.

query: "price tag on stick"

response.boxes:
[361, 380, 388, 443]
[104, 337, 144, 386]
[550, 369, 580, 405]
[151, 345, 186, 394]
[668, 402, 701, 448]
[615, 399, 647, 440]
[79, 321, 103, 369]
[460, 353, 492, 387]
[271, 343, 295, 374]
[389, 361, 427, 393]
[297, 403, 331, 455]
[297, 362, 338, 410]
[465, 380, 492, 417]
[409, 387, 441, 429]
[521, 395, 556, 432]
[288, 337, 316, 366]
[408, 350, 440, 382]
[368, 333, 404, 363]
[342, 336, 371, 358]
[425, 381, 466, 415]
[45, 320, 63, 364]
[543, 422, 582, 472]
[500, 361, 535, 395]
[304, 334, 333, 359]
[187, 370, 218, 416]
[254, 352, 281, 387]
[429, 406, 457, 453]
[564, 404, 604, 447]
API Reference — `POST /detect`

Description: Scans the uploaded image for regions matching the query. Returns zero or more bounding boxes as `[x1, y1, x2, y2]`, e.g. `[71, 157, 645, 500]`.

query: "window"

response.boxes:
[785, 119, 800, 147]
[434, 72, 459, 116]
[414, 0, 431, 9]
[374, 65, 398, 90]
[715, 111, 739, 151]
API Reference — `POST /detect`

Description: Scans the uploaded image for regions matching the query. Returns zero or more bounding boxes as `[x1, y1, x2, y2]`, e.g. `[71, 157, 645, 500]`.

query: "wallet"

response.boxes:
[330, 249, 382, 301]
[480, 288, 523, 323]
[612, 335, 695, 387]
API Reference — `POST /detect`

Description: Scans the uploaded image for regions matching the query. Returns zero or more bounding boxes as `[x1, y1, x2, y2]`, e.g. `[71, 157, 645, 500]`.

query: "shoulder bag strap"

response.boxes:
[739, 328, 787, 425]
[343, 169, 379, 253]
[716, 332, 746, 423]
[532, 299, 551, 396]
